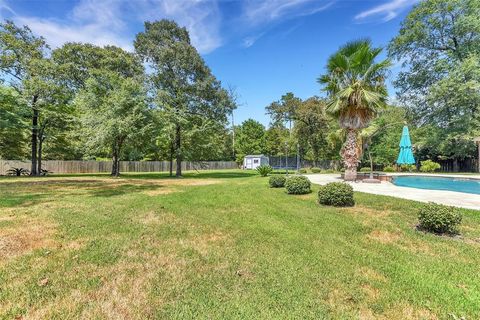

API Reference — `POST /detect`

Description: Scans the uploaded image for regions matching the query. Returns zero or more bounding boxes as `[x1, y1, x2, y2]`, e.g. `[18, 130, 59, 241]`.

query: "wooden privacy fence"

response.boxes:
[0, 160, 238, 175]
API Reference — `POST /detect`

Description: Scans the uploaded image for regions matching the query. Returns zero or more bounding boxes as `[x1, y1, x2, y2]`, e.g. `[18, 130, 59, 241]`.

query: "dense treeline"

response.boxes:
[0, 20, 236, 176]
[0, 0, 478, 176]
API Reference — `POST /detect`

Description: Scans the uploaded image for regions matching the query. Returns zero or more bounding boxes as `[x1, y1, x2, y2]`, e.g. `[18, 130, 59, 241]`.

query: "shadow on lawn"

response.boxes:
[0, 193, 47, 208]
[89, 183, 163, 197]
[125, 171, 255, 180]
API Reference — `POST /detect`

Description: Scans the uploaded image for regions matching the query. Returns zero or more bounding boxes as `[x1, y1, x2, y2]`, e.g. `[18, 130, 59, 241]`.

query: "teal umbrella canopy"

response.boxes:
[396, 126, 416, 165]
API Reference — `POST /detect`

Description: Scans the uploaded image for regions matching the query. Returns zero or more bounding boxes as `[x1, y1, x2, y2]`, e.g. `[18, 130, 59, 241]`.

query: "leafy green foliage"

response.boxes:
[400, 164, 416, 172]
[134, 20, 234, 176]
[420, 160, 441, 173]
[0, 85, 28, 159]
[235, 119, 266, 163]
[298, 168, 307, 174]
[311, 167, 321, 173]
[268, 175, 286, 188]
[318, 182, 355, 207]
[418, 203, 462, 234]
[359, 167, 371, 172]
[383, 166, 395, 172]
[256, 165, 272, 177]
[73, 49, 151, 176]
[389, 0, 480, 164]
[284, 175, 311, 194]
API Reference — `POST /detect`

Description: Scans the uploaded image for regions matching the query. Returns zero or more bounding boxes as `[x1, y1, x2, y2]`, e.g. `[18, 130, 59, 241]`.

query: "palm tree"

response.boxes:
[318, 39, 390, 181]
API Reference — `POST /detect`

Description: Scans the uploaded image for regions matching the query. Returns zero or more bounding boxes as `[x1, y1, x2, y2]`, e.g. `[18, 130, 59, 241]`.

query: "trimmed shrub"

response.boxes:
[298, 168, 307, 174]
[383, 166, 395, 172]
[311, 167, 321, 173]
[420, 160, 441, 173]
[318, 182, 354, 207]
[285, 175, 311, 194]
[418, 202, 462, 234]
[359, 167, 371, 172]
[269, 175, 286, 188]
[256, 165, 273, 177]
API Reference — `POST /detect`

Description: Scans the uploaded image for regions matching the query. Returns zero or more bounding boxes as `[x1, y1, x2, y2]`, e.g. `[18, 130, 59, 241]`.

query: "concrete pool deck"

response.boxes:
[305, 173, 480, 211]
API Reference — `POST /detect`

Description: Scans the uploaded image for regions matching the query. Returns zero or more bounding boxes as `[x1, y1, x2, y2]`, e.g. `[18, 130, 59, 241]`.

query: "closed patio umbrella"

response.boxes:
[396, 126, 415, 165]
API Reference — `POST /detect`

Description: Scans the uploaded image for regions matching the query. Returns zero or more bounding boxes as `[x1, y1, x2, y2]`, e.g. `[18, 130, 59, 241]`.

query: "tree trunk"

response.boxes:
[30, 95, 39, 176]
[169, 139, 174, 177]
[111, 152, 118, 177]
[175, 123, 182, 177]
[37, 123, 47, 175]
[342, 129, 358, 181]
[38, 135, 44, 175]
[111, 145, 120, 177]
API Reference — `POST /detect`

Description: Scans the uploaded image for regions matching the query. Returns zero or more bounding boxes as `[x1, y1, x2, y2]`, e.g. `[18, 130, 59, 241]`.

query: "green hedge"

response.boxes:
[318, 182, 355, 207]
[418, 202, 462, 234]
[269, 175, 286, 188]
[285, 175, 311, 194]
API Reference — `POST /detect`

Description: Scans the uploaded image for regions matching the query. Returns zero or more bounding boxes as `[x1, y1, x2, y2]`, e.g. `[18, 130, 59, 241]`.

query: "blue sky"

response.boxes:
[0, 0, 419, 126]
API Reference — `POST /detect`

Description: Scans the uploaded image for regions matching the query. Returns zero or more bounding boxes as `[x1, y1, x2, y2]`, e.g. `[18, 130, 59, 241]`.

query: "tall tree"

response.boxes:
[294, 97, 330, 166]
[235, 119, 266, 163]
[134, 20, 234, 177]
[0, 21, 67, 175]
[389, 0, 480, 166]
[75, 69, 150, 177]
[318, 39, 390, 180]
[266, 92, 302, 130]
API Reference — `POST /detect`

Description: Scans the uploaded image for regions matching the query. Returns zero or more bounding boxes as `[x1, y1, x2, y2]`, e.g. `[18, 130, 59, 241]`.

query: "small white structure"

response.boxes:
[243, 155, 269, 170]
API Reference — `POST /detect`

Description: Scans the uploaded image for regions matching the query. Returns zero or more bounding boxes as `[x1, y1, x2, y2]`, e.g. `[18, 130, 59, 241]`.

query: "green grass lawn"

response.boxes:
[1, 170, 479, 319]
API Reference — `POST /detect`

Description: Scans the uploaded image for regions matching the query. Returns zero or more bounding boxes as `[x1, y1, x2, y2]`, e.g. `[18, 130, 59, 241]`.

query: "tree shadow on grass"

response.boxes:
[0, 193, 47, 208]
[124, 171, 256, 180]
[88, 183, 165, 198]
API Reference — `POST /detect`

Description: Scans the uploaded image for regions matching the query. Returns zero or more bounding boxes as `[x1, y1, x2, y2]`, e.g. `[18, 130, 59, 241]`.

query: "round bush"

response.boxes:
[298, 168, 307, 174]
[269, 175, 286, 188]
[318, 182, 354, 207]
[359, 167, 371, 172]
[285, 175, 311, 194]
[311, 167, 321, 173]
[418, 202, 462, 234]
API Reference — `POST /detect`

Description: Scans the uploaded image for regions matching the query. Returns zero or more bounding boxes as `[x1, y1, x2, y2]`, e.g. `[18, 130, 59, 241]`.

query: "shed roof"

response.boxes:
[244, 154, 268, 158]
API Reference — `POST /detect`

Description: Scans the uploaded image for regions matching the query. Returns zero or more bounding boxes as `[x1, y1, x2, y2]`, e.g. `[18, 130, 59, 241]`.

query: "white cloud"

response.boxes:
[244, 0, 334, 25]
[355, 0, 419, 22]
[242, 32, 266, 48]
[139, 0, 222, 54]
[4, 0, 335, 53]
[0, 0, 15, 20]
[7, 0, 222, 54]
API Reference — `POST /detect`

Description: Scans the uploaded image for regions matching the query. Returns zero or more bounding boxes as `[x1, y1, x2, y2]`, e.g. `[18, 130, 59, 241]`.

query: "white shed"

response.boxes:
[243, 155, 269, 170]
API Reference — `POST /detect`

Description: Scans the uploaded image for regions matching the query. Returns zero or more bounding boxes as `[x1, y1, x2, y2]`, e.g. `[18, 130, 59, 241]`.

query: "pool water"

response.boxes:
[392, 176, 480, 195]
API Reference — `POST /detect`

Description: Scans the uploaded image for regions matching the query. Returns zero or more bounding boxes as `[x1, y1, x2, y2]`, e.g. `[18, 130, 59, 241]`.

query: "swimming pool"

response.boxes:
[392, 175, 480, 195]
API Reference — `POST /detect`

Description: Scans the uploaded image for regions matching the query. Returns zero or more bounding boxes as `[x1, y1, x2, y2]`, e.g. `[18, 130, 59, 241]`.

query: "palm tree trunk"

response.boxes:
[342, 129, 358, 181]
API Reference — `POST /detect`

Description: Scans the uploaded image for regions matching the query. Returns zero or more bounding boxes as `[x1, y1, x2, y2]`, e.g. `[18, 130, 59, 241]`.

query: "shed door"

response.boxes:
[246, 158, 252, 168]
[252, 158, 260, 169]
